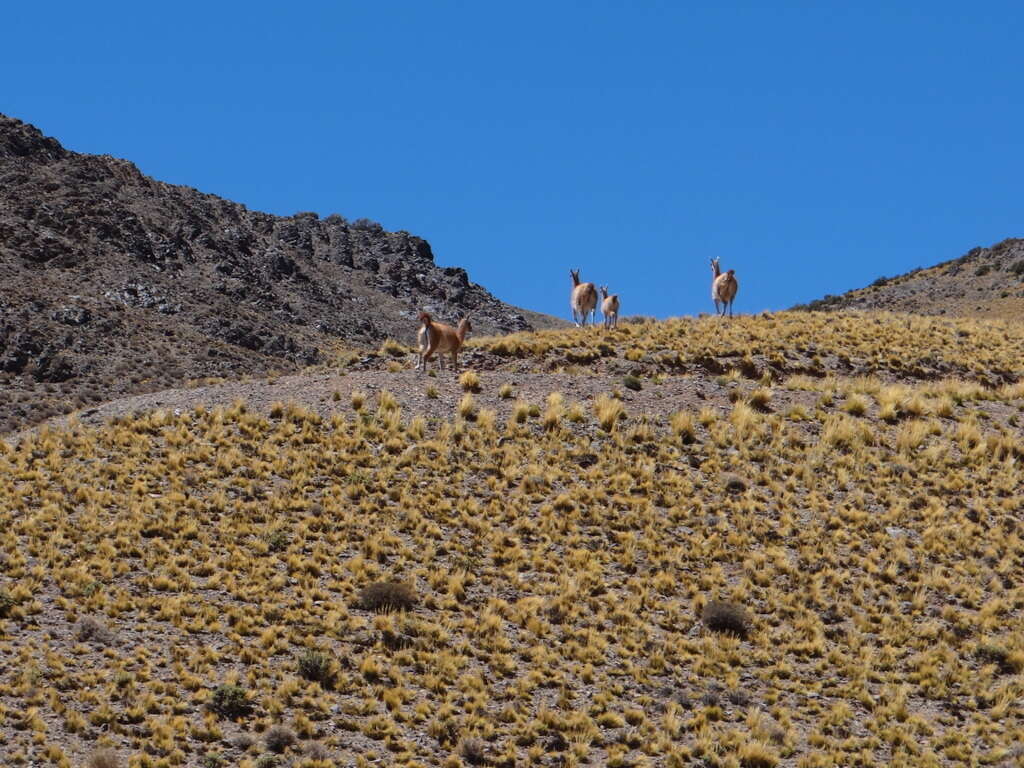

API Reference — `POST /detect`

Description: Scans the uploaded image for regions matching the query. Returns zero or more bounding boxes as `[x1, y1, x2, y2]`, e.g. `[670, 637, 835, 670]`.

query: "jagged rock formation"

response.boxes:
[794, 238, 1024, 318]
[0, 114, 557, 430]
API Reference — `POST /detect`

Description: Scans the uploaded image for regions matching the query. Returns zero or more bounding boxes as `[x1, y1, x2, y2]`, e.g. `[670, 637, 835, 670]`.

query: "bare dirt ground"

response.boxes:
[11, 361, 809, 445]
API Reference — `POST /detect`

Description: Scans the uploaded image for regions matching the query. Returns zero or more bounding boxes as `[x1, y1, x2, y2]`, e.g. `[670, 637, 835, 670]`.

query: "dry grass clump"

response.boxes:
[379, 338, 408, 357]
[702, 600, 752, 637]
[86, 748, 121, 768]
[747, 386, 772, 411]
[357, 581, 418, 612]
[542, 392, 565, 431]
[841, 393, 870, 416]
[594, 393, 624, 431]
[671, 411, 697, 443]
[458, 393, 478, 420]
[459, 370, 482, 392]
[377, 389, 400, 412]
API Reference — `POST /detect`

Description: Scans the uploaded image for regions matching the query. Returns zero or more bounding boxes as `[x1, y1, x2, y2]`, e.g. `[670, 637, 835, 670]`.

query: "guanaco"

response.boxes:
[710, 258, 739, 317]
[416, 312, 472, 373]
[599, 285, 620, 329]
[570, 269, 598, 327]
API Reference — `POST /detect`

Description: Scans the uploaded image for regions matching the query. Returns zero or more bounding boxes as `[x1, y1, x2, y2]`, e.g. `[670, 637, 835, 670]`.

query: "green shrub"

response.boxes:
[357, 581, 418, 612]
[208, 684, 251, 718]
[702, 599, 751, 638]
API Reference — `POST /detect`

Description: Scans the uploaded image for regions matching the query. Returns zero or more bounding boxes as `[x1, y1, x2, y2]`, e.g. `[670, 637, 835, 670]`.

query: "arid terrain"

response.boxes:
[1, 312, 1023, 767]
[795, 237, 1024, 320]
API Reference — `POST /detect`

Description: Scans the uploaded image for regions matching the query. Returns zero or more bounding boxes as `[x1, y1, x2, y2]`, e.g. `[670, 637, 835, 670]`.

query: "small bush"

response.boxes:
[303, 741, 332, 760]
[263, 530, 289, 553]
[459, 738, 488, 765]
[975, 264, 991, 277]
[208, 684, 252, 718]
[623, 375, 643, 391]
[296, 649, 335, 686]
[350, 217, 383, 232]
[357, 581, 418, 612]
[1011, 260, 1024, 277]
[75, 616, 115, 645]
[0, 592, 17, 618]
[702, 600, 751, 637]
[232, 733, 256, 750]
[459, 371, 481, 392]
[976, 643, 1024, 674]
[724, 475, 748, 494]
[87, 749, 121, 768]
[498, 383, 514, 399]
[264, 724, 297, 753]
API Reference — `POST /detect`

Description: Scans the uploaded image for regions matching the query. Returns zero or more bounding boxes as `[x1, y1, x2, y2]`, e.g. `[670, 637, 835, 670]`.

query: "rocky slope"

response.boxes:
[0, 114, 560, 431]
[794, 237, 1024, 318]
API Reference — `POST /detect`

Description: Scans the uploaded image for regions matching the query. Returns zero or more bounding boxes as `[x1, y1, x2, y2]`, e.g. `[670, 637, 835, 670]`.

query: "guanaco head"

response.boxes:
[600, 285, 609, 299]
[710, 258, 721, 277]
[570, 269, 581, 286]
[457, 316, 473, 338]
[418, 311, 432, 326]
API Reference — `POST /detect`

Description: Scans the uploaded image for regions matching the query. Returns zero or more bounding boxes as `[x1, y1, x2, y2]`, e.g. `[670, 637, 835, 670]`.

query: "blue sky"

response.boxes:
[4, 2, 1022, 320]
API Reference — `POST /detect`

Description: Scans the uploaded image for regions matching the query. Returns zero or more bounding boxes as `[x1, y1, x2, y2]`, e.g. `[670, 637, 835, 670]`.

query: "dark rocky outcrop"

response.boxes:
[0, 113, 559, 431]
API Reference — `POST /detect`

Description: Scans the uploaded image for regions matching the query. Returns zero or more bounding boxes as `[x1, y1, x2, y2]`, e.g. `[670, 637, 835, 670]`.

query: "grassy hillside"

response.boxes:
[1, 312, 1023, 767]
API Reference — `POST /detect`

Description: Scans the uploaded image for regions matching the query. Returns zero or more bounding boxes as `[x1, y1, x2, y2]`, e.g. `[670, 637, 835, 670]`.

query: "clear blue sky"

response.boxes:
[4, 2, 1022, 320]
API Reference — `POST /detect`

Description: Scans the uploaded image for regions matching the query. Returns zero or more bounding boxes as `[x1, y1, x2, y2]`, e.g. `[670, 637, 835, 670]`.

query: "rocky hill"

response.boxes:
[0, 114, 560, 431]
[794, 238, 1024, 319]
